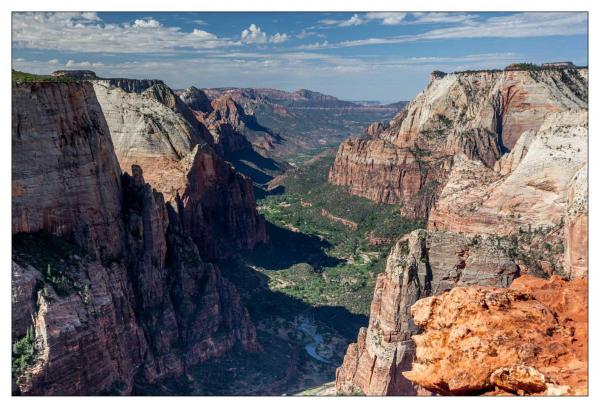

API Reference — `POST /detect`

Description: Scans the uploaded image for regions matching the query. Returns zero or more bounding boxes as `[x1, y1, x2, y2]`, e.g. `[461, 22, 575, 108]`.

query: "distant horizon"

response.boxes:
[13, 61, 588, 105]
[12, 12, 588, 100]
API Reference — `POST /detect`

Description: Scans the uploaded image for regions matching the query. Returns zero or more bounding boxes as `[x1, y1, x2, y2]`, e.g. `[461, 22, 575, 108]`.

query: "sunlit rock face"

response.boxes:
[93, 80, 267, 260]
[329, 68, 588, 219]
[335, 229, 519, 395]
[404, 275, 588, 396]
[335, 67, 588, 396]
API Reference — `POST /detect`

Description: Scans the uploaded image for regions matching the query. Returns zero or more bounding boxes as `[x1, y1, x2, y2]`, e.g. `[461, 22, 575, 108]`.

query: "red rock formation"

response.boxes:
[328, 138, 450, 219]
[335, 230, 519, 395]
[404, 275, 588, 395]
[12, 82, 124, 260]
[365, 122, 386, 137]
[12, 81, 259, 395]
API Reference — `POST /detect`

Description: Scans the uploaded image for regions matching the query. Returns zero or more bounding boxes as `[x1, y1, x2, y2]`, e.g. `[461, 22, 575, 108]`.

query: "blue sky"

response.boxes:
[12, 12, 588, 101]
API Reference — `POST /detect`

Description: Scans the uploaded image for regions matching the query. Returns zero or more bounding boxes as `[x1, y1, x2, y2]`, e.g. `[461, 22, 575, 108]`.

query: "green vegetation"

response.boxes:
[508, 63, 545, 71]
[12, 326, 37, 377]
[12, 69, 79, 83]
[493, 223, 567, 278]
[252, 152, 423, 316]
[12, 231, 89, 297]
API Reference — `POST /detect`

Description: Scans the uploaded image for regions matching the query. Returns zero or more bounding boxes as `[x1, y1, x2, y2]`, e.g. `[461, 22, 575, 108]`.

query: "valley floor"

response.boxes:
[135, 152, 423, 395]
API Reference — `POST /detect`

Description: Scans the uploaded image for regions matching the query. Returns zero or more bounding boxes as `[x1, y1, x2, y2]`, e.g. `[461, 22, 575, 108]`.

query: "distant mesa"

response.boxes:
[542, 61, 575, 68]
[505, 61, 575, 71]
[52, 70, 99, 79]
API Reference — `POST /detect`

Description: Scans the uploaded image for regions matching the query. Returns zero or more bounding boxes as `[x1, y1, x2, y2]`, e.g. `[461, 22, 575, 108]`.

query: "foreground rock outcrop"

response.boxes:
[12, 81, 259, 395]
[329, 67, 588, 218]
[404, 275, 587, 395]
[335, 229, 519, 395]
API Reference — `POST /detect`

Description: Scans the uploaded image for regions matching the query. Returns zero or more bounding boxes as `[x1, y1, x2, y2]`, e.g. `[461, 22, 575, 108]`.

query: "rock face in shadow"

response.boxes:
[335, 229, 519, 395]
[329, 68, 588, 218]
[12, 81, 258, 395]
[404, 275, 587, 395]
[92, 79, 267, 260]
[12, 81, 124, 260]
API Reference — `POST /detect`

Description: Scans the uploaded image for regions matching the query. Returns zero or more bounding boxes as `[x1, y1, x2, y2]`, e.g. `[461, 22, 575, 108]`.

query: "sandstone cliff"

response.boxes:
[329, 68, 588, 219]
[404, 275, 587, 395]
[335, 67, 588, 396]
[428, 110, 587, 236]
[12, 81, 259, 395]
[336, 229, 519, 395]
[92, 79, 267, 259]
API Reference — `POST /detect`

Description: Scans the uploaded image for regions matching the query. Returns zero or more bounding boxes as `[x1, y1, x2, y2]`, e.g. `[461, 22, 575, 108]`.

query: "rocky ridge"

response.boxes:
[92, 79, 267, 259]
[334, 66, 588, 396]
[335, 229, 519, 395]
[404, 275, 587, 395]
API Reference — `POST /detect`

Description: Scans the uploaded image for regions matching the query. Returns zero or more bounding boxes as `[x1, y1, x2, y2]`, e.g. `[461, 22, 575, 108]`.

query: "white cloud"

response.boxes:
[241, 24, 268, 44]
[47, 58, 59, 65]
[365, 12, 407, 25]
[132, 18, 161, 28]
[320, 12, 406, 27]
[270, 33, 289, 43]
[241, 24, 289, 44]
[296, 29, 323, 39]
[304, 12, 587, 49]
[12, 12, 234, 53]
[410, 12, 477, 24]
[80, 12, 101, 21]
[341, 14, 364, 27]
[320, 14, 364, 27]
[191, 29, 217, 40]
[66, 59, 105, 68]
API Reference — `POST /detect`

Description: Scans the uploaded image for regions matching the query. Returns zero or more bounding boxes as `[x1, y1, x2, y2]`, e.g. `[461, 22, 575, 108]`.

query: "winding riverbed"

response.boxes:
[298, 315, 331, 364]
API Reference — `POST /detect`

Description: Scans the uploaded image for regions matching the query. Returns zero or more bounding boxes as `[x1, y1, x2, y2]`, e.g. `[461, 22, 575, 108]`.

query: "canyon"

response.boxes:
[11, 63, 588, 396]
[195, 87, 406, 161]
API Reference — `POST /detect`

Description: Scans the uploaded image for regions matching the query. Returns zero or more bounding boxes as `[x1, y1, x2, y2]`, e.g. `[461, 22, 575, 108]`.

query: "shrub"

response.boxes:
[12, 326, 37, 377]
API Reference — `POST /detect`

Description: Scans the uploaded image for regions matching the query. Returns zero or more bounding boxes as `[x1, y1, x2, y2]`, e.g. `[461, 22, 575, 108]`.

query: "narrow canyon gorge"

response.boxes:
[12, 63, 588, 396]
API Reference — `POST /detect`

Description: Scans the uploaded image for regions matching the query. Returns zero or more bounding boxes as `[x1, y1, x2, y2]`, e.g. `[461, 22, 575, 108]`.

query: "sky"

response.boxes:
[11, 12, 588, 102]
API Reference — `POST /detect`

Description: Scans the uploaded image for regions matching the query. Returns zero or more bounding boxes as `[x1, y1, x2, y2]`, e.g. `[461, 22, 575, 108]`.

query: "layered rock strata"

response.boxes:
[12, 81, 258, 395]
[335, 229, 519, 395]
[329, 68, 588, 218]
[92, 80, 266, 259]
[428, 110, 587, 236]
[404, 275, 587, 395]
